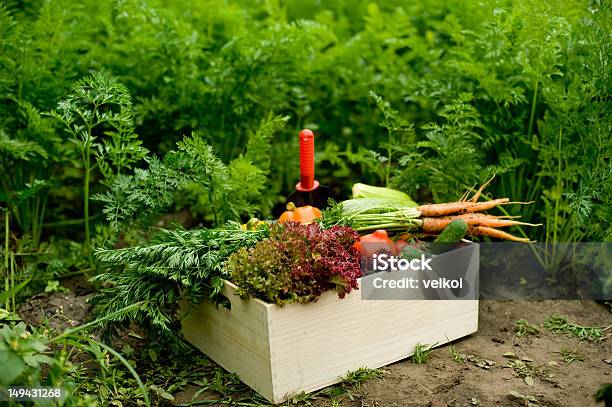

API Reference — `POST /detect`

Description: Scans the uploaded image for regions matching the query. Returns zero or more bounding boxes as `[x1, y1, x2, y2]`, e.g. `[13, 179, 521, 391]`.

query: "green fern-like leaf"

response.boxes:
[90, 224, 268, 344]
[0, 130, 47, 161]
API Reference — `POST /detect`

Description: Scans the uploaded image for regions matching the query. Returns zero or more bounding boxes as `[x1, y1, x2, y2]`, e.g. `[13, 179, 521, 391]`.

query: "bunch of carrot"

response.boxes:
[333, 178, 540, 242]
[415, 199, 538, 242]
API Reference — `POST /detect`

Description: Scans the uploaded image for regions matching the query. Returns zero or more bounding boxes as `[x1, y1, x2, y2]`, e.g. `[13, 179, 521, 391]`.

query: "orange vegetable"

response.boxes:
[279, 202, 322, 225]
[420, 215, 540, 233]
[278, 207, 295, 223]
[353, 229, 398, 256]
[417, 198, 511, 217]
[468, 226, 531, 242]
[395, 239, 408, 252]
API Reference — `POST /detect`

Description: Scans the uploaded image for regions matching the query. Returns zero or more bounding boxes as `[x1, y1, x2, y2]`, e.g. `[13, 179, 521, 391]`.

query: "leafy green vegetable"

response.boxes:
[227, 223, 361, 305]
[321, 198, 420, 232]
[90, 223, 268, 343]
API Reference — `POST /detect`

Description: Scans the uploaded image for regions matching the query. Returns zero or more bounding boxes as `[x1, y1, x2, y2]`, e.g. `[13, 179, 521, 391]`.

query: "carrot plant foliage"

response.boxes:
[1, 0, 609, 248]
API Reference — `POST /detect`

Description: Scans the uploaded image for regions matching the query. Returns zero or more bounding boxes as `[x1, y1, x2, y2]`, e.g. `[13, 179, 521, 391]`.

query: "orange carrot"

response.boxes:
[468, 226, 531, 242]
[468, 218, 540, 228]
[420, 218, 456, 233]
[448, 213, 522, 220]
[417, 202, 478, 217]
[417, 198, 511, 217]
[420, 216, 540, 233]
[463, 198, 512, 213]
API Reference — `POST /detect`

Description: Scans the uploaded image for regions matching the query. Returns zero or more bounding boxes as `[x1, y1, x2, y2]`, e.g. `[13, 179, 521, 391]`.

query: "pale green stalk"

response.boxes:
[10, 253, 15, 311]
[344, 205, 421, 232]
[4, 211, 8, 310]
[527, 80, 539, 139]
[51, 301, 144, 342]
[551, 127, 563, 265]
[83, 129, 92, 264]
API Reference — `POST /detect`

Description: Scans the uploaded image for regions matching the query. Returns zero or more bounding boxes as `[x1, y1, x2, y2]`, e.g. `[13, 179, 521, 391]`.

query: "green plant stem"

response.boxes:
[0, 278, 30, 306]
[4, 210, 9, 310]
[83, 144, 92, 264]
[551, 127, 563, 263]
[32, 195, 40, 246]
[208, 190, 218, 226]
[34, 193, 48, 247]
[527, 80, 539, 139]
[356, 222, 418, 232]
[385, 138, 392, 187]
[51, 302, 144, 342]
[10, 252, 15, 311]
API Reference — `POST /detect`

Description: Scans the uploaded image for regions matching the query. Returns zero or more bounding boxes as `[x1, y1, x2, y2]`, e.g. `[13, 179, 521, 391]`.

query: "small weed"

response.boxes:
[284, 392, 315, 406]
[316, 367, 382, 404]
[558, 347, 584, 364]
[543, 315, 603, 341]
[340, 367, 383, 388]
[504, 359, 555, 386]
[449, 346, 467, 363]
[445, 338, 490, 368]
[515, 319, 539, 338]
[44, 280, 69, 293]
[411, 343, 437, 364]
[329, 397, 341, 407]
[508, 390, 539, 406]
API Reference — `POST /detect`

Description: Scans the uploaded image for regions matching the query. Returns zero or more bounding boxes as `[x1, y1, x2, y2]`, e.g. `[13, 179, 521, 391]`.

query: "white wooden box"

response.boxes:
[181, 245, 479, 404]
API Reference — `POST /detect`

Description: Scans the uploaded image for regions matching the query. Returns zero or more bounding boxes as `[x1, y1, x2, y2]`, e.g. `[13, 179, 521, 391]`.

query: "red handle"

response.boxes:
[296, 129, 319, 192]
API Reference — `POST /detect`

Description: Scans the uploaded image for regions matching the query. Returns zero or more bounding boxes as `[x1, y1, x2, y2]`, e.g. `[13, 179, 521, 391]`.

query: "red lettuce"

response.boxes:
[227, 222, 361, 305]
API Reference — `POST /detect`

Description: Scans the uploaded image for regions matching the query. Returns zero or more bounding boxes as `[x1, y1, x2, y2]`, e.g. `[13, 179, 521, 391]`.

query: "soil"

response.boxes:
[17, 278, 611, 407]
[313, 300, 611, 407]
[17, 275, 93, 332]
[167, 299, 612, 407]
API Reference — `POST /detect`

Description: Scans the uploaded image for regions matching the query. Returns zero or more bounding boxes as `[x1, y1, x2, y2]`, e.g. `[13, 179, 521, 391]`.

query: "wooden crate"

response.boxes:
[181, 246, 479, 404]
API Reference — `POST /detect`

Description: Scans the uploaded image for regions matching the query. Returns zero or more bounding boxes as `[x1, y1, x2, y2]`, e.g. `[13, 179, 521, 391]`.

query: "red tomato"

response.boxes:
[395, 239, 408, 252]
[352, 230, 398, 257]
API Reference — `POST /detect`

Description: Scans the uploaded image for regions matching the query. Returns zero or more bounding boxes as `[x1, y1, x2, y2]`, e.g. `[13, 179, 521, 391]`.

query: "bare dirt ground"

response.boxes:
[317, 300, 611, 407]
[17, 278, 611, 407]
